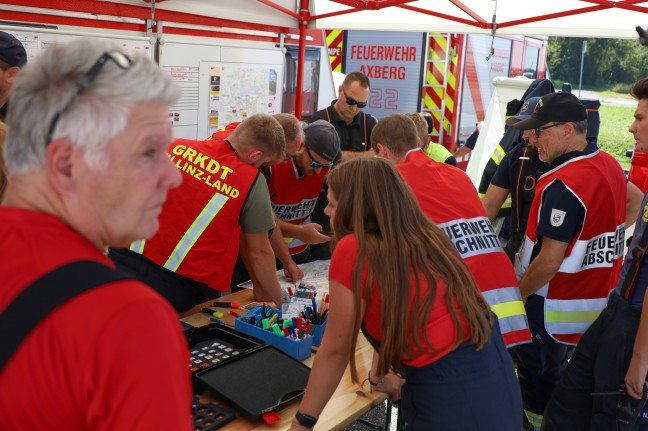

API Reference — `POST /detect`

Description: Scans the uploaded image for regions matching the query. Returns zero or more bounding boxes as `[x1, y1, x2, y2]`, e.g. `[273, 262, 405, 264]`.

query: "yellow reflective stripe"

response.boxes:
[545, 309, 602, 324]
[490, 145, 506, 165]
[478, 192, 486, 198]
[490, 300, 526, 320]
[524, 410, 543, 428]
[164, 193, 229, 271]
[130, 240, 145, 254]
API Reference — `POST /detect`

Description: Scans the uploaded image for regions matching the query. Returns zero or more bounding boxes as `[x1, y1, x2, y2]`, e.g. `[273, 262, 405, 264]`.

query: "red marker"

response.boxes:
[211, 301, 240, 308]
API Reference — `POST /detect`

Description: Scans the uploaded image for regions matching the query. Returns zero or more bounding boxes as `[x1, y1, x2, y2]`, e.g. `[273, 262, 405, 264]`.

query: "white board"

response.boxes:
[160, 38, 284, 140]
[0, 25, 153, 62]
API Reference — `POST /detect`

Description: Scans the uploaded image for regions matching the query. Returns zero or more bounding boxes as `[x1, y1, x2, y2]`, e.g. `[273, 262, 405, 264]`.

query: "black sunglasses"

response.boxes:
[305, 144, 334, 168]
[46, 51, 133, 145]
[341, 87, 367, 109]
[532, 122, 565, 138]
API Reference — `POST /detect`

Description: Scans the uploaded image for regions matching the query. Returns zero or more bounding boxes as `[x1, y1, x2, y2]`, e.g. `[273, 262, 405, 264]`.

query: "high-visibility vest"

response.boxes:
[266, 159, 329, 255]
[398, 149, 531, 348]
[519, 149, 626, 344]
[132, 137, 258, 291]
[425, 143, 454, 164]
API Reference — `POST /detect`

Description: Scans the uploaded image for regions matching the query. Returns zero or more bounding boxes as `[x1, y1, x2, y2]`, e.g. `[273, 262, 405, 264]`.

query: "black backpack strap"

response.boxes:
[620, 219, 648, 300]
[0, 260, 130, 370]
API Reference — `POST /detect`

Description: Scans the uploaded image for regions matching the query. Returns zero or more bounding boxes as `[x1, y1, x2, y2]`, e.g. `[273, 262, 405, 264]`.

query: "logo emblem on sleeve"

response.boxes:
[550, 209, 566, 227]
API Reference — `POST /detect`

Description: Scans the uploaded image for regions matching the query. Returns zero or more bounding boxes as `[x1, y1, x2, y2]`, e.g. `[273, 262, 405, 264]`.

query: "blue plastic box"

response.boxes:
[234, 307, 312, 361]
[311, 321, 326, 346]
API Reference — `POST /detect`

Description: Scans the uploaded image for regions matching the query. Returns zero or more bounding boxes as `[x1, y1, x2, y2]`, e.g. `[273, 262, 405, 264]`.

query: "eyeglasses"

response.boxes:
[305, 144, 334, 168]
[341, 87, 367, 109]
[532, 122, 565, 138]
[46, 51, 133, 145]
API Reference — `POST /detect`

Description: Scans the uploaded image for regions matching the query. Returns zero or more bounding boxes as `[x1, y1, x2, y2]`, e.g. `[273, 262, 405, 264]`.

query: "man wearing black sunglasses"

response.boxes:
[307, 71, 376, 159]
[306, 72, 376, 261]
[265, 120, 340, 264]
[510, 91, 628, 429]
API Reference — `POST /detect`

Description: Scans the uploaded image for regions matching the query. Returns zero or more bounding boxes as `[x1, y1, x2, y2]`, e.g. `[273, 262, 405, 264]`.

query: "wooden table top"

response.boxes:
[180, 288, 387, 431]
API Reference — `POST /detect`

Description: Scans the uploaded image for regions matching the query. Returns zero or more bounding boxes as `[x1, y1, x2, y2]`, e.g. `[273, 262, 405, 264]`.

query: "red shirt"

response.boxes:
[0, 208, 192, 431]
[266, 159, 329, 254]
[329, 234, 470, 367]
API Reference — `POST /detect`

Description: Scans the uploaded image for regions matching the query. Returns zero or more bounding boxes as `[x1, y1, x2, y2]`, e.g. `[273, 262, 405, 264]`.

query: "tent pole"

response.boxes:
[295, 0, 309, 120]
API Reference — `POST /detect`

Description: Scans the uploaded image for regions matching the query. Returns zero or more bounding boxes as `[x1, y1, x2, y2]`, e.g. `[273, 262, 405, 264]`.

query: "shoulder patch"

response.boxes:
[550, 208, 566, 227]
[642, 202, 648, 223]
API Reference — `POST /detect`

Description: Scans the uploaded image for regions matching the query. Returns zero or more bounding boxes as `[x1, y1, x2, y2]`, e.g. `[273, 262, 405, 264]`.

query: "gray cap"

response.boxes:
[303, 120, 341, 162]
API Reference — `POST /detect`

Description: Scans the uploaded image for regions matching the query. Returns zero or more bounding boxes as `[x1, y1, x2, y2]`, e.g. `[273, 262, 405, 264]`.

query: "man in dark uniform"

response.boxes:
[305, 71, 377, 260]
[307, 71, 376, 158]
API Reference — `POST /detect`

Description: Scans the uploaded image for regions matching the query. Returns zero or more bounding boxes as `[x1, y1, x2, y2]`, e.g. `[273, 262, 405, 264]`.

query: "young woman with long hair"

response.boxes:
[290, 157, 521, 430]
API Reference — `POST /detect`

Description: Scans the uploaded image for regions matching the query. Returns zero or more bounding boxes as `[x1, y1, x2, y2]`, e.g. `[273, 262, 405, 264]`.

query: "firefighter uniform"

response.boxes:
[424, 142, 456, 166]
[308, 101, 376, 152]
[397, 148, 531, 348]
[110, 135, 272, 312]
[515, 145, 627, 429]
[266, 159, 329, 257]
[136, 138, 259, 289]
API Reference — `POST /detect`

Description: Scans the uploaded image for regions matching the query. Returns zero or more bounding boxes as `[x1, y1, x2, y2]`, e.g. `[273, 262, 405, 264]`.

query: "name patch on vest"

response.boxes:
[272, 198, 318, 221]
[437, 216, 502, 258]
[579, 225, 625, 269]
[170, 145, 240, 199]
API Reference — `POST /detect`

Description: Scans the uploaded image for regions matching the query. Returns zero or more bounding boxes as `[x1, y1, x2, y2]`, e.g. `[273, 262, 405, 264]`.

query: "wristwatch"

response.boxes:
[295, 410, 318, 428]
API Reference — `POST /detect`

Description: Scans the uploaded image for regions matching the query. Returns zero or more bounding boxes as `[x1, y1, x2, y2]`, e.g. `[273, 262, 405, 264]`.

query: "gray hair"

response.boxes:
[570, 119, 588, 135]
[4, 38, 179, 173]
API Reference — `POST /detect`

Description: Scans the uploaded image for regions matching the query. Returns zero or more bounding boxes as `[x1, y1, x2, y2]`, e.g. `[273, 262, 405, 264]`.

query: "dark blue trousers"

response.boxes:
[542, 293, 647, 431]
[514, 294, 574, 427]
[400, 321, 522, 430]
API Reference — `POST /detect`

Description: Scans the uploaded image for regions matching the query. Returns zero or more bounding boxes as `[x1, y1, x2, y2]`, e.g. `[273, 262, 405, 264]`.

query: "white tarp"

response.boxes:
[101, 0, 648, 39]
[311, 1, 648, 38]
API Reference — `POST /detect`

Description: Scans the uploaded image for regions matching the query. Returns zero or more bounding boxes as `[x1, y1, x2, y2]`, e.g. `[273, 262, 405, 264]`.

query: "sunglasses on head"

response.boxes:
[531, 122, 565, 138]
[341, 87, 367, 109]
[305, 145, 334, 168]
[46, 51, 133, 145]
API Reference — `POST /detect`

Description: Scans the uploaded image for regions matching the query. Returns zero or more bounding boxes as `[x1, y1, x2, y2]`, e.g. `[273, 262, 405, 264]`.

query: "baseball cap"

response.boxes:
[422, 112, 434, 134]
[303, 120, 341, 162]
[0, 31, 26, 67]
[505, 97, 542, 126]
[512, 92, 587, 131]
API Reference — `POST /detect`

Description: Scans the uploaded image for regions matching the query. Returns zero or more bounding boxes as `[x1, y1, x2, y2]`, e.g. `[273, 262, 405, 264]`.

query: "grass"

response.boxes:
[597, 105, 636, 170]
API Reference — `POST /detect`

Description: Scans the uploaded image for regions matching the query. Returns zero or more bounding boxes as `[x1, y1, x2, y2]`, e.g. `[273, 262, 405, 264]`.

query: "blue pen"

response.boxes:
[311, 296, 317, 314]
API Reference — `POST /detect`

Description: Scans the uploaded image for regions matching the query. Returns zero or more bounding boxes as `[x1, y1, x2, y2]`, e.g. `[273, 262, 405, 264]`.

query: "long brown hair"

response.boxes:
[327, 157, 492, 382]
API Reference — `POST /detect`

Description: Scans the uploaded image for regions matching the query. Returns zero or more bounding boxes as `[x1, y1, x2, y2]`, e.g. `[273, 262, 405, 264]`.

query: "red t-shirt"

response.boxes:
[329, 234, 470, 367]
[0, 208, 193, 431]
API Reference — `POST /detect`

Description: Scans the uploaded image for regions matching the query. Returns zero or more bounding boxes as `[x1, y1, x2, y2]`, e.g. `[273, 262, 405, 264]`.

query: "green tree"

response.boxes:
[548, 37, 648, 89]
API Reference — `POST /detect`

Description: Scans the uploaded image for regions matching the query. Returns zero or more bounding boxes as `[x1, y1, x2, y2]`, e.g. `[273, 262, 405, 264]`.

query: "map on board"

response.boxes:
[208, 65, 278, 131]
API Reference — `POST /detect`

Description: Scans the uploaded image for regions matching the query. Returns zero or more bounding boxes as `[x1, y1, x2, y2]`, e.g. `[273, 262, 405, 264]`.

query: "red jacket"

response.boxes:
[136, 137, 258, 291]
[398, 149, 531, 348]
[520, 150, 626, 344]
[266, 159, 329, 254]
